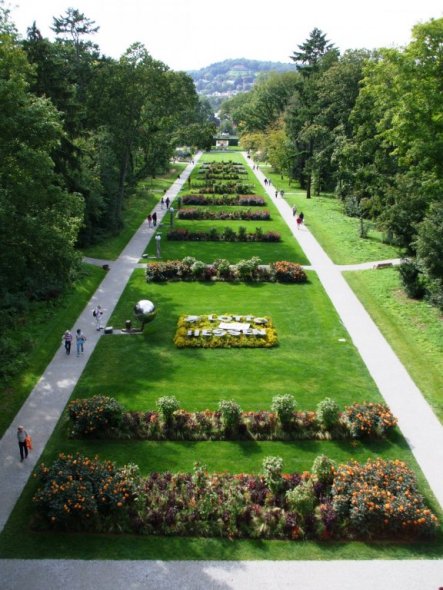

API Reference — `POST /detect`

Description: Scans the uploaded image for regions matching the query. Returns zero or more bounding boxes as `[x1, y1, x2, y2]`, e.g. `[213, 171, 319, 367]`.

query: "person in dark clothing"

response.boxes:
[17, 425, 28, 462]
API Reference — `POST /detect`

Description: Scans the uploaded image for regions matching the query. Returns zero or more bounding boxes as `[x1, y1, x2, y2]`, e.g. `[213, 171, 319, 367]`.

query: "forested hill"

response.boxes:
[188, 58, 296, 108]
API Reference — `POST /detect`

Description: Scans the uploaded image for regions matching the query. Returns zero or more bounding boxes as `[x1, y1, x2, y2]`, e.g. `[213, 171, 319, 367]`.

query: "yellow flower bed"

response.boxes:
[174, 313, 278, 348]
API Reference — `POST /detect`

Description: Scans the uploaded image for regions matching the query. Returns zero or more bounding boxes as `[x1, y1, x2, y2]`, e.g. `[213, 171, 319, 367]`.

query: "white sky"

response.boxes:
[8, 0, 443, 71]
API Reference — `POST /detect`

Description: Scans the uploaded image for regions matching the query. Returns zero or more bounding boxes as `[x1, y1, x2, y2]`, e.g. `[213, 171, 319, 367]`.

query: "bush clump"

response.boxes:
[67, 396, 123, 436]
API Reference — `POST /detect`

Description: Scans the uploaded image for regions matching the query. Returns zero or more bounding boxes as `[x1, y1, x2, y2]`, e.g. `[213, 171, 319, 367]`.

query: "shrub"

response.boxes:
[286, 479, 316, 517]
[271, 394, 297, 427]
[190, 260, 206, 278]
[156, 396, 180, 424]
[316, 398, 341, 430]
[344, 402, 397, 438]
[398, 259, 426, 299]
[262, 456, 284, 493]
[311, 455, 336, 485]
[68, 396, 123, 436]
[213, 258, 231, 279]
[33, 453, 139, 531]
[272, 261, 307, 283]
[332, 458, 439, 539]
[218, 400, 242, 433]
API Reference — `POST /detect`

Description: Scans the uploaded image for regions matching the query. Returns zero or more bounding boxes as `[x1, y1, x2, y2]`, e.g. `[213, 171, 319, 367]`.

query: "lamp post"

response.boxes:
[155, 234, 161, 258]
[169, 206, 175, 227]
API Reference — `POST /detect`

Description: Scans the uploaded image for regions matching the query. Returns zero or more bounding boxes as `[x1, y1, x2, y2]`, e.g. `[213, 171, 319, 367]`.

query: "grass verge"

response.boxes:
[261, 166, 399, 265]
[0, 264, 106, 437]
[345, 268, 443, 423]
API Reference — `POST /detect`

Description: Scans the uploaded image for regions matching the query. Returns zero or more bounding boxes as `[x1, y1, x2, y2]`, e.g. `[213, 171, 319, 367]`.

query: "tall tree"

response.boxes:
[290, 28, 338, 76]
[0, 31, 83, 299]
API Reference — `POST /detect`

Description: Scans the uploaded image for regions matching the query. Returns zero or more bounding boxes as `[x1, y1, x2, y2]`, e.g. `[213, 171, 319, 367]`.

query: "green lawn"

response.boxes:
[2, 152, 442, 561]
[345, 268, 443, 423]
[143, 154, 309, 264]
[74, 271, 380, 410]
[82, 164, 186, 261]
[0, 263, 106, 437]
[262, 166, 399, 265]
[2, 267, 442, 560]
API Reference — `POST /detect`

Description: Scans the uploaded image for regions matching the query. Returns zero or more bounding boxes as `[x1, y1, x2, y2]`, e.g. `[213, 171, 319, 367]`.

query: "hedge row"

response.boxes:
[67, 395, 398, 441]
[167, 227, 280, 242]
[33, 453, 439, 541]
[177, 208, 271, 221]
[182, 195, 266, 206]
[145, 257, 307, 283]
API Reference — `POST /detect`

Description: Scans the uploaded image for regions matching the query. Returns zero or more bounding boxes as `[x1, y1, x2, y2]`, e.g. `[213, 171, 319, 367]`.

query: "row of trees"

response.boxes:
[221, 22, 443, 308]
[0, 5, 216, 306]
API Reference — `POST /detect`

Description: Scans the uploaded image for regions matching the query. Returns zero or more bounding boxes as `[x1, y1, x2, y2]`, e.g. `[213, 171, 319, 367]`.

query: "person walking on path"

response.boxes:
[76, 328, 86, 356]
[147, 214, 152, 228]
[280, 189, 285, 198]
[62, 330, 72, 355]
[292, 205, 297, 217]
[296, 212, 304, 229]
[160, 197, 165, 210]
[17, 426, 28, 462]
[92, 305, 103, 331]
[152, 211, 157, 227]
[165, 196, 170, 209]
[275, 190, 278, 198]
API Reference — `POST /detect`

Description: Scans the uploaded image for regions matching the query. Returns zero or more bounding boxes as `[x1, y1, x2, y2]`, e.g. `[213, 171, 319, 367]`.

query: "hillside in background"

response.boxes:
[188, 58, 296, 109]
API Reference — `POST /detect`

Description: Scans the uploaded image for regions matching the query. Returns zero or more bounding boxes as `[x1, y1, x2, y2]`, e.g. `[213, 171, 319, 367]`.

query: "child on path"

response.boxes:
[76, 328, 86, 356]
[17, 425, 28, 462]
[62, 330, 72, 355]
[147, 214, 152, 227]
[160, 197, 165, 209]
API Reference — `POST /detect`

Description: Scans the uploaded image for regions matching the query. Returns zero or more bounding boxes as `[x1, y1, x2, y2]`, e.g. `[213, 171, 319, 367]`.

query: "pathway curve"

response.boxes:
[0, 153, 442, 589]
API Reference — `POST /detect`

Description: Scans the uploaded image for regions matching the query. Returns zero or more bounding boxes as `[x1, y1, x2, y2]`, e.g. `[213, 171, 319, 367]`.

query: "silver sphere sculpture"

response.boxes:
[133, 300, 157, 331]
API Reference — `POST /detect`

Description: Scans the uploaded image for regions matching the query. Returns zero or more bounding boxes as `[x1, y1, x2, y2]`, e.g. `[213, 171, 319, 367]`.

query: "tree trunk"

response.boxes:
[306, 174, 312, 199]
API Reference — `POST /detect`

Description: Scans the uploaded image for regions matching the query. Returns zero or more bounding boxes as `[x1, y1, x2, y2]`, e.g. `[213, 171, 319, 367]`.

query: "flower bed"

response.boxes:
[182, 195, 266, 206]
[33, 454, 439, 541]
[174, 314, 278, 348]
[145, 257, 307, 283]
[67, 396, 397, 441]
[167, 227, 280, 242]
[177, 208, 271, 221]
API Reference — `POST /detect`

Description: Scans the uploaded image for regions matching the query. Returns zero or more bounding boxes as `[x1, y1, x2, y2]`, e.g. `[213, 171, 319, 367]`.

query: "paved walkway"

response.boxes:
[0, 153, 442, 589]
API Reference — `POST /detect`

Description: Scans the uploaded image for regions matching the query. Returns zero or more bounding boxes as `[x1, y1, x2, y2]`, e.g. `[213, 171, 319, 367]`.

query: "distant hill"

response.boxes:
[188, 58, 296, 109]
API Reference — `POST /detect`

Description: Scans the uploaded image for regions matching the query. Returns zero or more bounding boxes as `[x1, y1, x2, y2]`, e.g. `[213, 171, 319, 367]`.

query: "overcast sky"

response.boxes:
[8, 0, 443, 71]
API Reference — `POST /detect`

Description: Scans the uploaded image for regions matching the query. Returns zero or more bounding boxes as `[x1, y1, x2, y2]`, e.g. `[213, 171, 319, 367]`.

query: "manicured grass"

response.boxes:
[261, 166, 399, 265]
[345, 268, 443, 423]
[82, 164, 186, 261]
[2, 151, 441, 561]
[0, 264, 106, 437]
[74, 271, 380, 410]
[144, 154, 309, 264]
